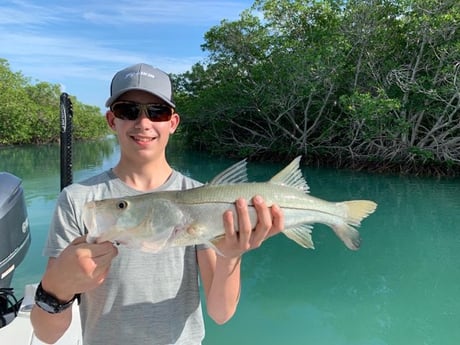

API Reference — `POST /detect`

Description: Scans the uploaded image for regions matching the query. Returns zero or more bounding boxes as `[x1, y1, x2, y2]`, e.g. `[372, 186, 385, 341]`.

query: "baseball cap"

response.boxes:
[105, 63, 175, 108]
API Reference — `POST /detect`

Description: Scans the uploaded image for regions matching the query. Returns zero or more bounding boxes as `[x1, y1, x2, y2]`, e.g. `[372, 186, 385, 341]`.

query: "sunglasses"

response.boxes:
[111, 101, 173, 122]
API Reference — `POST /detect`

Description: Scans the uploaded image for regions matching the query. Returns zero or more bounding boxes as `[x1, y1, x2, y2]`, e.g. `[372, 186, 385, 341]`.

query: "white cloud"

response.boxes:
[0, 0, 251, 107]
[80, 0, 246, 25]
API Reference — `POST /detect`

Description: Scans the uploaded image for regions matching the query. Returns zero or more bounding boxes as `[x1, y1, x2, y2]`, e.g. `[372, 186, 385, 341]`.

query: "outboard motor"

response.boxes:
[0, 172, 31, 326]
[0, 172, 31, 289]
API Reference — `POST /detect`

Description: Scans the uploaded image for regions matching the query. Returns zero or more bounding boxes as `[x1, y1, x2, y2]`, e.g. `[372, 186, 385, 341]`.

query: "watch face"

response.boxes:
[35, 299, 59, 314]
[34, 283, 74, 314]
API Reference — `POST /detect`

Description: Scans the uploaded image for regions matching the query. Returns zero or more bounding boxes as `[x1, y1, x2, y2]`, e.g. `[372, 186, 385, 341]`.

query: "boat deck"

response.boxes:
[0, 284, 82, 344]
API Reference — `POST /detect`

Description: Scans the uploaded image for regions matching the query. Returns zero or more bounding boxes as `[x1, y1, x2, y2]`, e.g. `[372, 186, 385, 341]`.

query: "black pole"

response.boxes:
[60, 93, 73, 191]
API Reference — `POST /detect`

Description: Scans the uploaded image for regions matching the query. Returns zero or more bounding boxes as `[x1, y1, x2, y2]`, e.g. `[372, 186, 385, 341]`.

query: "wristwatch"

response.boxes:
[34, 281, 79, 314]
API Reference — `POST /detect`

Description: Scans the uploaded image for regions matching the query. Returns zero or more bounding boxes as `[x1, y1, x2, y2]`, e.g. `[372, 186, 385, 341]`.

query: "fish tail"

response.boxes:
[341, 200, 377, 226]
[333, 200, 377, 250]
[331, 223, 361, 250]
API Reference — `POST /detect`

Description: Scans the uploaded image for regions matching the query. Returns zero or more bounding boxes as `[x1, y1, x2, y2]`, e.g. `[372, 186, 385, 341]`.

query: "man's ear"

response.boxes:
[169, 113, 180, 134]
[106, 111, 116, 130]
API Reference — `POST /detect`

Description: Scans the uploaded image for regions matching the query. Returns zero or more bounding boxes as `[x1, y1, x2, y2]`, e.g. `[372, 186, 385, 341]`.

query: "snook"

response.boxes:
[83, 157, 377, 253]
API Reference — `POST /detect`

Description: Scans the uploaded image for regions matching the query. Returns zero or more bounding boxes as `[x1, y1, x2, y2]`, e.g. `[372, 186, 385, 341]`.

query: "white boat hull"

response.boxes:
[0, 284, 82, 344]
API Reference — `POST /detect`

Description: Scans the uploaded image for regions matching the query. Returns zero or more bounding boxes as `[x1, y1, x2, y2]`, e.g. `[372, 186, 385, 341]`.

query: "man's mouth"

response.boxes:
[132, 136, 154, 142]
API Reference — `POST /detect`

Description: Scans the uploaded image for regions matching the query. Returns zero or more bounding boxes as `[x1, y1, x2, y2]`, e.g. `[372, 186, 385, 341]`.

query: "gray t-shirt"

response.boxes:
[44, 169, 206, 345]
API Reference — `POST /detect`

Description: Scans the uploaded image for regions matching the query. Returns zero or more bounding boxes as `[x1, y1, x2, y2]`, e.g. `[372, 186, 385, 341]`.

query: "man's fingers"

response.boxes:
[268, 203, 284, 238]
[90, 241, 118, 258]
[70, 235, 88, 246]
[71, 234, 118, 258]
[236, 198, 251, 250]
[251, 195, 272, 246]
[223, 210, 236, 238]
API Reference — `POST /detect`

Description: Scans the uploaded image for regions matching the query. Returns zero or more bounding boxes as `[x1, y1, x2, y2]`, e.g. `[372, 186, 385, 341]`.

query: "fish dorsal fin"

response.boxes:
[269, 156, 309, 193]
[209, 159, 249, 185]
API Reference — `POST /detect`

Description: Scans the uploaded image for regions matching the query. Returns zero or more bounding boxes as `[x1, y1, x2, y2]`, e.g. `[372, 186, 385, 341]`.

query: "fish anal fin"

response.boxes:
[283, 224, 315, 249]
[269, 156, 310, 193]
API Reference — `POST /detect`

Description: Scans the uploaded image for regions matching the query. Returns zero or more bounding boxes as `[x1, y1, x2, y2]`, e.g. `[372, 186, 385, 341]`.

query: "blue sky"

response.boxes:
[0, 0, 253, 111]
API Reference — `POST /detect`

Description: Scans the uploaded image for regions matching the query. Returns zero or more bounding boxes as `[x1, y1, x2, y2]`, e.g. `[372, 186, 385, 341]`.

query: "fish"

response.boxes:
[83, 157, 377, 254]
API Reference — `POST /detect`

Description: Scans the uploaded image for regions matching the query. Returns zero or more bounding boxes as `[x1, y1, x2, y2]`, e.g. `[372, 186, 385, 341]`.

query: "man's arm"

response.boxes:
[198, 196, 284, 324]
[31, 237, 118, 344]
[31, 258, 74, 344]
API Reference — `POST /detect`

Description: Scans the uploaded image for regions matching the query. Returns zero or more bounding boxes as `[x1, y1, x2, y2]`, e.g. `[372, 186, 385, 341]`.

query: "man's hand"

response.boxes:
[41, 235, 118, 301]
[217, 195, 284, 258]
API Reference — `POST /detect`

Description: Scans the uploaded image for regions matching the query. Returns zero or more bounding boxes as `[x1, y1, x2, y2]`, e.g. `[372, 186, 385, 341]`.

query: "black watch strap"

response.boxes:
[34, 282, 79, 314]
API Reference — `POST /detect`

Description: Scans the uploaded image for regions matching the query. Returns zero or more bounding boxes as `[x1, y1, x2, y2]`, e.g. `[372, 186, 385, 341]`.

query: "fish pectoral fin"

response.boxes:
[283, 224, 315, 249]
[210, 234, 225, 243]
[139, 240, 169, 253]
[207, 235, 225, 257]
[124, 217, 174, 253]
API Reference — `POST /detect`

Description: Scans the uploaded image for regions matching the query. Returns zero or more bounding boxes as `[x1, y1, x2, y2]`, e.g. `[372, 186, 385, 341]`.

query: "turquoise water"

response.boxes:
[1, 140, 459, 344]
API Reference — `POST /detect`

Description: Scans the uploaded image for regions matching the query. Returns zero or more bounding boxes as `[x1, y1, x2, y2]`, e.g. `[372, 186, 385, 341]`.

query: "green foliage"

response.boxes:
[0, 59, 108, 145]
[175, 0, 460, 174]
[0, 59, 34, 144]
[72, 101, 108, 141]
[339, 89, 404, 140]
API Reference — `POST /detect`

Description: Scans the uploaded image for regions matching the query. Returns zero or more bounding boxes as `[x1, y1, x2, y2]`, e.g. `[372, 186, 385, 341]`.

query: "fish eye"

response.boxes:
[116, 200, 128, 210]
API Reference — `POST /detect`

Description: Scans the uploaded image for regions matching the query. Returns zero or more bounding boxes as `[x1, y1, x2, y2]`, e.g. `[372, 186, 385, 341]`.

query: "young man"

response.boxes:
[30, 63, 284, 344]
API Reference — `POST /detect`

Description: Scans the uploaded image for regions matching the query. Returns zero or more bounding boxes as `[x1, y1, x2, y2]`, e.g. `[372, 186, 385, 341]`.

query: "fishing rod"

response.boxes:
[60, 93, 73, 191]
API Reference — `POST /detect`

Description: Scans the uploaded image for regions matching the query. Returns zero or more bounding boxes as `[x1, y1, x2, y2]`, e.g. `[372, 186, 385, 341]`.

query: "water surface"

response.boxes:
[1, 139, 459, 345]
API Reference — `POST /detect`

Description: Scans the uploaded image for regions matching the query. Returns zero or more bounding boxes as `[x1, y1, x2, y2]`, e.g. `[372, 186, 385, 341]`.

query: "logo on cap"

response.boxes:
[124, 71, 156, 80]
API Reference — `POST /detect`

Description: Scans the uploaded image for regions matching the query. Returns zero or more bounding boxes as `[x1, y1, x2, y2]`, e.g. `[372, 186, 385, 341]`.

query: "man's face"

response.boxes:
[106, 90, 180, 163]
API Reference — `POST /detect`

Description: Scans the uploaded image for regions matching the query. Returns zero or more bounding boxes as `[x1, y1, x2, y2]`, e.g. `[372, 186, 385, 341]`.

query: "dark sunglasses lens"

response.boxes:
[112, 103, 139, 120]
[146, 105, 172, 122]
